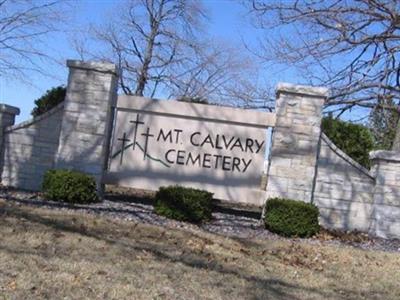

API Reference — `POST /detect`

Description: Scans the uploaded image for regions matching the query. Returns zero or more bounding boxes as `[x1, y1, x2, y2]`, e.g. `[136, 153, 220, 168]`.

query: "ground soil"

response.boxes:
[1, 197, 399, 300]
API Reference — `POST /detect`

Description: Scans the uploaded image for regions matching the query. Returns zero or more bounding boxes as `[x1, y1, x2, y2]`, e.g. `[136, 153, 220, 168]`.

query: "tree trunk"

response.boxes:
[135, 37, 156, 96]
[391, 110, 400, 151]
[134, 1, 163, 97]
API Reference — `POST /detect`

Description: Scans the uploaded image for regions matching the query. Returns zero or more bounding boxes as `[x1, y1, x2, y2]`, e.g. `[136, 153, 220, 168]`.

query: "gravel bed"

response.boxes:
[1, 188, 399, 253]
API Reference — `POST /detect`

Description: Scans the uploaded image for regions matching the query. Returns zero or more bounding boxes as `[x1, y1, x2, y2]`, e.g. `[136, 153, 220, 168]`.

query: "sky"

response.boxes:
[0, 0, 317, 123]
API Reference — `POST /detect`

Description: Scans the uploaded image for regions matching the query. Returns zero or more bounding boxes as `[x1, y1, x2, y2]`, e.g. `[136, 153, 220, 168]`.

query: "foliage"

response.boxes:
[264, 198, 320, 238]
[31, 86, 66, 117]
[154, 186, 213, 223]
[42, 169, 98, 204]
[322, 116, 374, 168]
[369, 96, 399, 150]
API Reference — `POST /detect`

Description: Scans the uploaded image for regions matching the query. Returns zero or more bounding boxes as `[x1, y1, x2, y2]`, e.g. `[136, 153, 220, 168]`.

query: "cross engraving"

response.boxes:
[141, 127, 154, 160]
[117, 132, 131, 165]
[130, 114, 144, 150]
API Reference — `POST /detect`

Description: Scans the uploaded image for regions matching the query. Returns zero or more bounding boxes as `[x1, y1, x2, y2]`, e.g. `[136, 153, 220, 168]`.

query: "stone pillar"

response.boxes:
[369, 151, 400, 238]
[265, 83, 327, 202]
[55, 60, 119, 192]
[0, 104, 20, 153]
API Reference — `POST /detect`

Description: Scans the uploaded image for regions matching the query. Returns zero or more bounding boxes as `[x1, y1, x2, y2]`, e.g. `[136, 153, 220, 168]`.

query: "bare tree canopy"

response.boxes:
[83, 0, 273, 109]
[0, 0, 66, 81]
[92, 0, 205, 97]
[249, 0, 400, 116]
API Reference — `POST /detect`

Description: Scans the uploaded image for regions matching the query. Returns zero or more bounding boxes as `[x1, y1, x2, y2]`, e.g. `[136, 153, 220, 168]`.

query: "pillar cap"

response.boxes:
[67, 60, 118, 76]
[370, 150, 400, 162]
[0, 104, 20, 115]
[276, 82, 329, 98]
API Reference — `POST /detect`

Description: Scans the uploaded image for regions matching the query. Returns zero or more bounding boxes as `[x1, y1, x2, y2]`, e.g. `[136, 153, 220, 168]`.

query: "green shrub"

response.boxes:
[31, 86, 66, 117]
[154, 186, 213, 223]
[264, 198, 320, 238]
[322, 116, 374, 168]
[42, 169, 98, 204]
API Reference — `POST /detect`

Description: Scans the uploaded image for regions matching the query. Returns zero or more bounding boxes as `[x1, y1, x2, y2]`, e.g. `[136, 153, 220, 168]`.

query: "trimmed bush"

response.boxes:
[264, 198, 320, 238]
[154, 186, 213, 223]
[42, 169, 98, 204]
[31, 86, 66, 117]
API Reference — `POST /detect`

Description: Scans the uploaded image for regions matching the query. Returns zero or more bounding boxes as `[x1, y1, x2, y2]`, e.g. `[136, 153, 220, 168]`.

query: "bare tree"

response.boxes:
[369, 95, 399, 149]
[84, 0, 274, 109]
[248, 0, 400, 148]
[166, 41, 274, 109]
[0, 0, 66, 81]
[90, 0, 207, 97]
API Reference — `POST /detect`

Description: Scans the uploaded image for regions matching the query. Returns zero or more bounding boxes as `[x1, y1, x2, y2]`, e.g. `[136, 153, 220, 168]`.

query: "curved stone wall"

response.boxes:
[314, 133, 376, 232]
[1, 103, 64, 190]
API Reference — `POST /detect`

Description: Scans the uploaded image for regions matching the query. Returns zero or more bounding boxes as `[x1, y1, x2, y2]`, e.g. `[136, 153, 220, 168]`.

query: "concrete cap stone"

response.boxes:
[0, 104, 20, 115]
[370, 150, 400, 162]
[67, 60, 118, 75]
[276, 82, 329, 98]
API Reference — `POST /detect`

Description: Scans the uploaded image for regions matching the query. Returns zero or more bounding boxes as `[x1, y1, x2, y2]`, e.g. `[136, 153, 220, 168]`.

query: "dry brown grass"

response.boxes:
[0, 199, 399, 300]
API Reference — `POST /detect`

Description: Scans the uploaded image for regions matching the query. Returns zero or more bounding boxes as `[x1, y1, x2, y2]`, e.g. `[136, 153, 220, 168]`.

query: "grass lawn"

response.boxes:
[0, 199, 399, 300]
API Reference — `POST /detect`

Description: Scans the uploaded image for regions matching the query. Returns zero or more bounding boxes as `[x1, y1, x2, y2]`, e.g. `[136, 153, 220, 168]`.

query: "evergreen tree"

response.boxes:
[322, 116, 374, 168]
[31, 86, 66, 117]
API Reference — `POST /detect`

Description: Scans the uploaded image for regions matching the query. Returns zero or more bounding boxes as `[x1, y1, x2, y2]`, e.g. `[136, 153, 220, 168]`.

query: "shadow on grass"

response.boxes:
[106, 190, 262, 220]
[0, 188, 264, 238]
[0, 191, 160, 224]
[0, 202, 370, 300]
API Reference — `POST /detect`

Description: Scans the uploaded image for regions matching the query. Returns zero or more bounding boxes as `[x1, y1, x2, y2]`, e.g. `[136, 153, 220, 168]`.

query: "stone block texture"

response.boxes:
[1, 104, 63, 190]
[265, 83, 327, 202]
[1, 65, 400, 239]
[369, 151, 400, 239]
[55, 60, 118, 190]
[0, 104, 20, 154]
[314, 134, 375, 232]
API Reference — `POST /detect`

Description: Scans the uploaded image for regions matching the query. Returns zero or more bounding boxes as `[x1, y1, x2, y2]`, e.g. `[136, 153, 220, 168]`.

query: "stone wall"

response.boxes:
[0, 104, 20, 159]
[265, 83, 327, 202]
[0, 58, 399, 239]
[369, 151, 400, 239]
[314, 134, 375, 232]
[54, 60, 118, 192]
[0, 60, 118, 193]
[1, 104, 64, 190]
[263, 83, 400, 239]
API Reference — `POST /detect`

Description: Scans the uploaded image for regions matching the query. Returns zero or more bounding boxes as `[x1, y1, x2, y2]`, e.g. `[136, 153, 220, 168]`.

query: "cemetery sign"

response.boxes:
[106, 96, 275, 205]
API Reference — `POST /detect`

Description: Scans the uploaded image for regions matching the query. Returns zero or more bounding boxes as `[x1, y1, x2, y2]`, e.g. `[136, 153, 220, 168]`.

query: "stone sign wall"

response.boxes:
[0, 59, 399, 239]
[105, 96, 275, 206]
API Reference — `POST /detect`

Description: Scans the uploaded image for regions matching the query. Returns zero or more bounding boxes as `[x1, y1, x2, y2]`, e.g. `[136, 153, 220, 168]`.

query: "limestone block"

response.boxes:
[5, 133, 34, 145]
[287, 174, 308, 185]
[266, 176, 289, 193]
[369, 204, 400, 238]
[319, 208, 371, 232]
[275, 118, 293, 128]
[266, 83, 327, 203]
[268, 165, 314, 179]
[290, 124, 315, 135]
[55, 60, 118, 193]
[270, 157, 291, 167]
